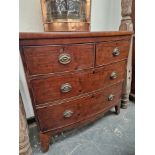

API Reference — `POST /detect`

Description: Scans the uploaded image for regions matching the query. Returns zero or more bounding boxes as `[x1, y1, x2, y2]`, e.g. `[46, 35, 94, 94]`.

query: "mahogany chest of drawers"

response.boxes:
[19, 31, 132, 152]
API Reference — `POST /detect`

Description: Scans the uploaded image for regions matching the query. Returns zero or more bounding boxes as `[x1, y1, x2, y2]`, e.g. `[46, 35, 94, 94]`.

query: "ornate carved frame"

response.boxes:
[41, 0, 91, 32]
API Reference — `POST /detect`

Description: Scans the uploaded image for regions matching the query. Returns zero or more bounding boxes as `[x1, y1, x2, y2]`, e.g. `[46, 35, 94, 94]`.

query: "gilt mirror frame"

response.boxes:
[41, 0, 91, 32]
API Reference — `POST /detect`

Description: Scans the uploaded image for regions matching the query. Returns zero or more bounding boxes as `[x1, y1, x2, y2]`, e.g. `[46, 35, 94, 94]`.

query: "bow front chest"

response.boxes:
[20, 31, 132, 152]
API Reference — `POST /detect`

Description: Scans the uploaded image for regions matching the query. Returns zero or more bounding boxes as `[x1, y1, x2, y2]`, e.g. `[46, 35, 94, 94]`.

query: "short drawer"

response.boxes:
[23, 44, 94, 75]
[36, 82, 123, 132]
[30, 61, 126, 105]
[96, 40, 130, 66]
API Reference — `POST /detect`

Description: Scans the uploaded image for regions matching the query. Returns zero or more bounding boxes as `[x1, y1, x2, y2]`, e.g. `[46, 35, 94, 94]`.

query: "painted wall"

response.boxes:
[19, 0, 43, 32]
[19, 0, 121, 118]
[91, 0, 121, 31]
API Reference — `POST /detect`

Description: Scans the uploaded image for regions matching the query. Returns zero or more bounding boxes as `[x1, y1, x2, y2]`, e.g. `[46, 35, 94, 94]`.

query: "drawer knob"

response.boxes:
[112, 47, 120, 56]
[59, 53, 71, 65]
[63, 110, 73, 118]
[110, 72, 118, 79]
[108, 94, 115, 101]
[60, 83, 72, 93]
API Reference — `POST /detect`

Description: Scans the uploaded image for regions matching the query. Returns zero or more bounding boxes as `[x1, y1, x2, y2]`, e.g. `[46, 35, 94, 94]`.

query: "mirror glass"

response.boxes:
[47, 0, 86, 22]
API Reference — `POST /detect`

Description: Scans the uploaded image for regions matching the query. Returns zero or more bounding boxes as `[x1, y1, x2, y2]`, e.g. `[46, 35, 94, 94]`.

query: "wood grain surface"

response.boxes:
[19, 31, 132, 152]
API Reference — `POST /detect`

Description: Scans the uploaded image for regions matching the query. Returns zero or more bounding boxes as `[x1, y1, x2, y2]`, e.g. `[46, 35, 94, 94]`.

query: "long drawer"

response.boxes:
[23, 44, 94, 76]
[30, 61, 126, 105]
[36, 82, 123, 132]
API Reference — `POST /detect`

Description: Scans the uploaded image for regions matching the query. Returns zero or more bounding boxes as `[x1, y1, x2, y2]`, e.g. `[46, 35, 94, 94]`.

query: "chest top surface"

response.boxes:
[19, 31, 133, 39]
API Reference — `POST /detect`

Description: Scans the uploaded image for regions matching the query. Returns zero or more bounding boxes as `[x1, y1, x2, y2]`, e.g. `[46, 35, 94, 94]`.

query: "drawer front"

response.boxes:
[37, 100, 81, 131]
[30, 61, 126, 105]
[96, 40, 130, 66]
[36, 82, 123, 132]
[23, 44, 94, 75]
[81, 83, 123, 117]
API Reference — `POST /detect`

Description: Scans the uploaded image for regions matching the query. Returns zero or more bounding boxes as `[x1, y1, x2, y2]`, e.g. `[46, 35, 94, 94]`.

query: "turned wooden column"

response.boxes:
[19, 92, 32, 155]
[130, 0, 135, 100]
[119, 0, 133, 108]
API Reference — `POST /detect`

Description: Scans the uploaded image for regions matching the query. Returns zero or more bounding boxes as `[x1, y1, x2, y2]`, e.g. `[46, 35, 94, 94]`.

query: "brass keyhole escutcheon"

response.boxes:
[63, 110, 73, 118]
[59, 53, 71, 65]
[60, 83, 72, 93]
[108, 94, 115, 101]
[110, 72, 118, 80]
[112, 47, 120, 56]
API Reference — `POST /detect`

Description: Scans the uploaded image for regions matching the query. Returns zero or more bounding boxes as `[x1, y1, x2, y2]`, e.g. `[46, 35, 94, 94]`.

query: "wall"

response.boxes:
[91, 0, 121, 31]
[19, 0, 43, 32]
[19, 56, 34, 118]
[19, 0, 121, 118]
